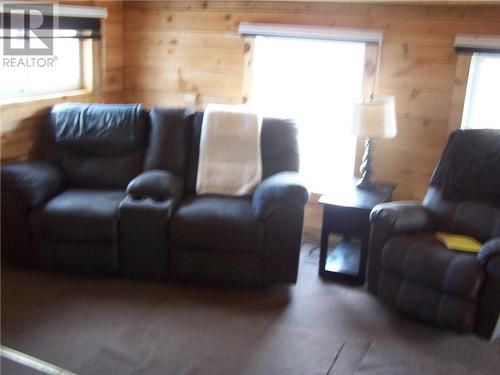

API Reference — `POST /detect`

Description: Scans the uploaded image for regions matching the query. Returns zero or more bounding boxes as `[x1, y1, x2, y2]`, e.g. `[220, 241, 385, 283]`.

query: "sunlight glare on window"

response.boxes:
[462, 53, 500, 130]
[0, 29, 82, 100]
[252, 36, 365, 193]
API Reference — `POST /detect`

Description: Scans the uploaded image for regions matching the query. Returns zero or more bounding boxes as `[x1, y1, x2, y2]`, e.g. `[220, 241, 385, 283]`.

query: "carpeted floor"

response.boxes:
[1, 244, 499, 374]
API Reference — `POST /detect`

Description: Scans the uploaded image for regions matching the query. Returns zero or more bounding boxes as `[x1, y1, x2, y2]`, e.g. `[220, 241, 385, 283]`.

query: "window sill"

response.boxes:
[0, 89, 93, 108]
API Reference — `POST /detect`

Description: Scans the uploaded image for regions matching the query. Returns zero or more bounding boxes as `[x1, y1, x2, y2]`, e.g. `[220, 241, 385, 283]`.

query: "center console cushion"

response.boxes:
[42, 103, 148, 188]
[381, 233, 485, 301]
[30, 189, 125, 243]
[170, 196, 263, 253]
[143, 108, 192, 176]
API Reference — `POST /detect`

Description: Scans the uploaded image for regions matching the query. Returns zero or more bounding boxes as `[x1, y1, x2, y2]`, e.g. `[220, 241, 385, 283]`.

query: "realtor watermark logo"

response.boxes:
[2, 3, 54, 55]
[1, 3, 57, 68]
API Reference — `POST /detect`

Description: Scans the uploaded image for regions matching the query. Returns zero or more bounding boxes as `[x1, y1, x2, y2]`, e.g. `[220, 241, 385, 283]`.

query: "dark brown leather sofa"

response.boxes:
[367, 129, 500, 339]
[1, 103, 308, 285]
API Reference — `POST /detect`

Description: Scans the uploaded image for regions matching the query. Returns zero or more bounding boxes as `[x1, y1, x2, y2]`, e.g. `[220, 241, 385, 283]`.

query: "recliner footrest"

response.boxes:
[378, 270, 477, 333]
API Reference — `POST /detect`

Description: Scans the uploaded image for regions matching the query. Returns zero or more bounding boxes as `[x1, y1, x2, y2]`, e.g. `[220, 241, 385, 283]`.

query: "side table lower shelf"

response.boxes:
[320, 238, 364, 283]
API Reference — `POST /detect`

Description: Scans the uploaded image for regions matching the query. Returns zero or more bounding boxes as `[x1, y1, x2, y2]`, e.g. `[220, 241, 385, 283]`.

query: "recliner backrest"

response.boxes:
[423, 129, 500, 242]
[183, 111, 300, 195]
[41, 103, 148, 189]
[423, 187, 500, 242]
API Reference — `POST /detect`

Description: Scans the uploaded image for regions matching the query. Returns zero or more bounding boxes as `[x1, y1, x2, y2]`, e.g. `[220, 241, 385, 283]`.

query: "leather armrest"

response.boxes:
[477, 237, 500, 267]
[367, 201, 434, 293]
[1, 161, 63, 208]
[370, 201, 434, 235]
[126, 170, 183, 201]
[252, 171, 309, 221]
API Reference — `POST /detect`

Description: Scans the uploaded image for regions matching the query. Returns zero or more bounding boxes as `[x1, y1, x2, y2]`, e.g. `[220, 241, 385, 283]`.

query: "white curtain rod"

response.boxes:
[238, 22, 383, 43]
[455, 34, 500, 51]
[0, 4, 108, 19]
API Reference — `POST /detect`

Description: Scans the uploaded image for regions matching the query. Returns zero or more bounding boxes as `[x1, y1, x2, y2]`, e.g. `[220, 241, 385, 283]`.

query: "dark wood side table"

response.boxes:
[319, 178, 395, 284]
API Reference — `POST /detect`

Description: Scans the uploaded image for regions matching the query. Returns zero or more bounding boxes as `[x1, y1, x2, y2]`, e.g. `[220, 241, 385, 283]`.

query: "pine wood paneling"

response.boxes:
[124, 45, 244, 74]
[378, 87, 452, 121]
[241, 39, 255, 105]
[124, 66, 243, 97]
[124, 30, 244, 49]
[105, 46, 124, 70]
[104, 69, 124, 94]
[379, 60, 456, 92]
[124, 90, 241, 110]
[448, 53, 473, 133]
[98, 0, 124, 99]
[392, 117, 449, 149]
[382, 43, 457, 63]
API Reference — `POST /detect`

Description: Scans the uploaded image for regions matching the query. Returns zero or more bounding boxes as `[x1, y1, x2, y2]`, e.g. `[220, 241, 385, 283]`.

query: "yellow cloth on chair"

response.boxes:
[435, 232, 482, 253]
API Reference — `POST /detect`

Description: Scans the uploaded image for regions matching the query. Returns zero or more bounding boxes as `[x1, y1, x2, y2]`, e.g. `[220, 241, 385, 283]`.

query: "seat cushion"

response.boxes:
[34, 240, 118, 275]
[30, 189, 125, 243]
[381, 233, 485, 301]
[170, 196, 263, 253]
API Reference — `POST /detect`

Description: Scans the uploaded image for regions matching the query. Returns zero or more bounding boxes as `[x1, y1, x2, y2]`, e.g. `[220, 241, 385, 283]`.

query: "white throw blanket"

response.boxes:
[196, 104, 262, 196]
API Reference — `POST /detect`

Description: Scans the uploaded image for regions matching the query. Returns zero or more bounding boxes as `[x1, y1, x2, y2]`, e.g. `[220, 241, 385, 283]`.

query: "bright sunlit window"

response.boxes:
[0, 29, 82, 100]
[461, 53, 500, 130]
[252, 36, 366, 193]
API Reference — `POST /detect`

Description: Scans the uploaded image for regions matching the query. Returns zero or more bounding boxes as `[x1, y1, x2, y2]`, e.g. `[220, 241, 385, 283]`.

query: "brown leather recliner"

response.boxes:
[367, 129, 500, 339]
[1, 103, 149, 274]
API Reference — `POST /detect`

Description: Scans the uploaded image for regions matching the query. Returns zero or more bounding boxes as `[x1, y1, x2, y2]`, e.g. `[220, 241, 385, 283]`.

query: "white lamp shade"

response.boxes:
[351, 95, 397, 139]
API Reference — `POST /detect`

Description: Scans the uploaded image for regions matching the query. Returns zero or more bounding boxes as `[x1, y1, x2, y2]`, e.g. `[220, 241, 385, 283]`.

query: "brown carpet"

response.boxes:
[1, 244, 499, 375]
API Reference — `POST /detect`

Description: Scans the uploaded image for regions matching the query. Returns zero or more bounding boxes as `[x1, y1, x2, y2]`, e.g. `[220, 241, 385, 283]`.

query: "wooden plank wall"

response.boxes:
[0, 0, 123, 164]
[122, 1, 500, 232]
[98, 0, 124, 103]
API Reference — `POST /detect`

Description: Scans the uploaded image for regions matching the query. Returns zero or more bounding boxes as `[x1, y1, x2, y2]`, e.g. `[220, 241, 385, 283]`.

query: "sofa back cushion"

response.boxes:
[184, 112, 299, 194]
[143, 108, 192, 176]
[42, 103, 148, 189]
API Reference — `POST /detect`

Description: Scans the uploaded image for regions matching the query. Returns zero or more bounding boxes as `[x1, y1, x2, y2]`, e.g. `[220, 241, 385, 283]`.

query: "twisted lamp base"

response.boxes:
[357, 137, 375, 189]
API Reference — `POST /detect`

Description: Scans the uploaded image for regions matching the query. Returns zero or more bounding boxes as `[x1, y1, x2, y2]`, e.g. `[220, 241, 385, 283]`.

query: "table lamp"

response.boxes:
[351, 94, 397, 189]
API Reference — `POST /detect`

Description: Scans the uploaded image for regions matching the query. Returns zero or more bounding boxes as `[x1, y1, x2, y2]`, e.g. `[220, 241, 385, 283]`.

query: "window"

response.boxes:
[461, 53, 500, 130]
[0, 30, 83, 100]
[251, 36, 366, 193]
